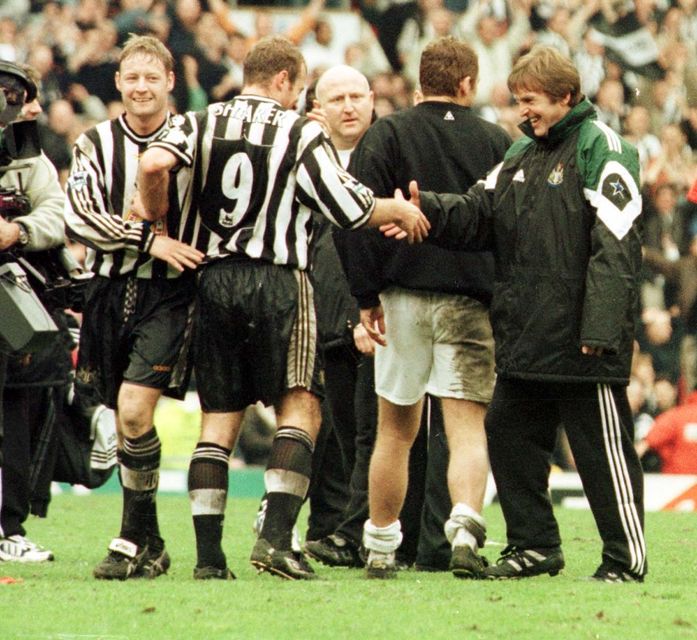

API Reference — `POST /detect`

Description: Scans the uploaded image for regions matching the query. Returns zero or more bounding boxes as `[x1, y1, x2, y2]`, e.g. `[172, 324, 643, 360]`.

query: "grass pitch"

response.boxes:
[1, 494, 696, 640]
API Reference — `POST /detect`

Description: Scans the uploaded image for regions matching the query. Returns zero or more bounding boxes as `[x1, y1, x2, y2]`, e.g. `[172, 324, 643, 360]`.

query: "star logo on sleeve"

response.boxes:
[601, 173, 632, 211]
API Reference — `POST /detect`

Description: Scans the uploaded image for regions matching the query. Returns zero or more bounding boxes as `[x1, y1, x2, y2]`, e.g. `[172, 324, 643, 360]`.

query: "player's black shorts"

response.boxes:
[75, 274, 196, 409]
[194, 257, 323, 413]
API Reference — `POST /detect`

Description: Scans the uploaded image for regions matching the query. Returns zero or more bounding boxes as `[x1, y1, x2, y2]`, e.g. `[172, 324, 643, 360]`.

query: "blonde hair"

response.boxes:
[120, 34, 174, 74]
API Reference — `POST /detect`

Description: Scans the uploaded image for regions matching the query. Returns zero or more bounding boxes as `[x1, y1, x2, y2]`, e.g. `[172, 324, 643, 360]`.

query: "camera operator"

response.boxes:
[0, 61, 67, 563]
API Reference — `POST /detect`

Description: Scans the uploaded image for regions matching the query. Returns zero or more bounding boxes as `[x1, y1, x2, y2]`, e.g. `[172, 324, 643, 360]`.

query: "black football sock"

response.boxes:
[259, 426, 313, 551]
[188, 442, 231, 569]
[118, 427, 161, 548]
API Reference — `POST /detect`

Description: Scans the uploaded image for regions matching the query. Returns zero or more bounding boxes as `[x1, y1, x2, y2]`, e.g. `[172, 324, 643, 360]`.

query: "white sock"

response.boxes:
[363, 519, 403, 554]
[444, 502, 486, 551]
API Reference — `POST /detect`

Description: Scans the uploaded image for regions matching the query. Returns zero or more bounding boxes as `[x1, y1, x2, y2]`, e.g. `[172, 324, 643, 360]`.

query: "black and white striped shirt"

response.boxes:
[150, 95, 375, 270]
[64, 113, 207, 279]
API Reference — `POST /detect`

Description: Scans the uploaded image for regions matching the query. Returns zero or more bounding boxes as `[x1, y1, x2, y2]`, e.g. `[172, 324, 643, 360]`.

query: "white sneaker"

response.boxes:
[0, 535, 55, 562]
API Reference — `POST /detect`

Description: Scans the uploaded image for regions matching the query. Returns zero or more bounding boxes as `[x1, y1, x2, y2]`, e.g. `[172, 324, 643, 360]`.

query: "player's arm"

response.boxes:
[139, 111, 198, 221]
[65, 138, 153, 253]
[138, 145, 179, 221]
[296, 127, 429, 243]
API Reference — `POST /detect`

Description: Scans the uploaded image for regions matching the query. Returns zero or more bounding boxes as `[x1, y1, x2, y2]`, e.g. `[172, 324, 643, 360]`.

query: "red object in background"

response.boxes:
[688, 178, 697, 204]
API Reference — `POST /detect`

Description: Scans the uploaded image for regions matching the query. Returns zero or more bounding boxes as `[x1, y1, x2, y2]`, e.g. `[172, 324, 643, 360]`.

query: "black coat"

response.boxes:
[421, 100, 642, 384]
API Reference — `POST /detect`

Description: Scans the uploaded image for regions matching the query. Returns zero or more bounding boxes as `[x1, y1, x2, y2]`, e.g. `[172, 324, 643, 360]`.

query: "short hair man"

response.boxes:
[138, 36, 427, 580]
[64, 35, 206, 580]
[414, 45, 647, 582]
[342, 36, 511, 579]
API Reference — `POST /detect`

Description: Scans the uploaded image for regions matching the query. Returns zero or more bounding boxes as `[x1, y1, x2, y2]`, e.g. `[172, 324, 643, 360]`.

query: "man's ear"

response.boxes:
[273, 69, 289, 91]
[114, 71, 121, 92]
[458, 76, 473, 98]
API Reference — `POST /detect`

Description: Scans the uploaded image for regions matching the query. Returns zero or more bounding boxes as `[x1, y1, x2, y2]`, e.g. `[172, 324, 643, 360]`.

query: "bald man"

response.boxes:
[313, 65, 374, 166]
[302, 65, 377, 568]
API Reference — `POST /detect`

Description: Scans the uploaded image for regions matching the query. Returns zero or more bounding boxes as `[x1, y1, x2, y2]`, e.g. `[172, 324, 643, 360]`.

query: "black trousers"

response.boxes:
[414, 397, 452, 570]
[486, 378, 647, 576]
[0, 385, 59, 536]
[307, 394, 350, 541]
[309, 344, 376, 545]
[0, 353, 5, 467]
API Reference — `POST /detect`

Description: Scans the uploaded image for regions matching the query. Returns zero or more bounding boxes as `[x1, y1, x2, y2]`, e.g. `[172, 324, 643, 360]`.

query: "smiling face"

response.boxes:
[115, 53, 173, 131]
[514, 89, 571, 138]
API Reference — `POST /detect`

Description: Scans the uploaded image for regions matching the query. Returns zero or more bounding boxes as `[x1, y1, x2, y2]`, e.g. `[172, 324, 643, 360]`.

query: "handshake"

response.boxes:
[373, 180, 429, 244]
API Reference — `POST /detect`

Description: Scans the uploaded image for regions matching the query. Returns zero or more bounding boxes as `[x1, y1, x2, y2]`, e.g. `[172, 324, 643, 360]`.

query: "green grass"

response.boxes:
[2, 495, 697, 640]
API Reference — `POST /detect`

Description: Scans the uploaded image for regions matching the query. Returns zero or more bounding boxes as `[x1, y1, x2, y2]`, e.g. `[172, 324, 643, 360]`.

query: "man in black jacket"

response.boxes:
[341, 37, 511, 579]
[410, 46, 646, 582]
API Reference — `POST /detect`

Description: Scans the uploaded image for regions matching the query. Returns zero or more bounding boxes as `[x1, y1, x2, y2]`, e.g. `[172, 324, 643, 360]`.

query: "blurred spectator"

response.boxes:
[74, 0, 109, 29]
[655, 376, 679, 414]
[627, 374, 655, 442]
[217, 31, 248, 99]
[38, 99, 79, 185]
[369, 71, 409, 115]
[636, 308, 683, 385]
[26, 44, 65, 110]
[396, 0, 457, 85]
[22, 1, 82, 56]
[642, 182, 689, 261]
[166, 0, 252, 109]
[301, 18, 345, 76]
[0, 17, 20, 62]
[593, 77, 626, 132]
[644, 75, 685, 134]
[458, 0, 532, 108]
[113, 0, 170, 44]
[643, 221, 697, 392]
[0, 0, 29, 22]
[67, 20, 121, 105]
[680, 92, 697, 152]
[644, 123, 695, 196]
[534, 3, 594, 59]
[632, 350, 658, 412]
[574, 28, 606, 101]
[65, 82, 108, 123]
[623, 105, 661, 177]
[373, 95, 396, 118]
[638, 390, 697, 474]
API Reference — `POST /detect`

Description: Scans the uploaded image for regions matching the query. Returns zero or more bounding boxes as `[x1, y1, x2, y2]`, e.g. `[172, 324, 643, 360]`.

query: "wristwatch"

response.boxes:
[16, 222, 29, 247]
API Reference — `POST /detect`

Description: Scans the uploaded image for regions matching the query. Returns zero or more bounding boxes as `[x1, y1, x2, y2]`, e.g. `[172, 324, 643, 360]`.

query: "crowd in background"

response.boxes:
[2, 0, 697, 473]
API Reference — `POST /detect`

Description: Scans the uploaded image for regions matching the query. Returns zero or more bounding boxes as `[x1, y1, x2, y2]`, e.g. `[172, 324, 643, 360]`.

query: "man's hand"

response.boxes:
[581, 345, 605, 356]
[307, 105, 330, 137]
[148, 235, 204, 272]
[0, 217, 21, 250]
[360, 305, 387, 347]
[376, 180, 429, 243]
[408, 179, 421, 209]
[353, 323, 375, 355]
